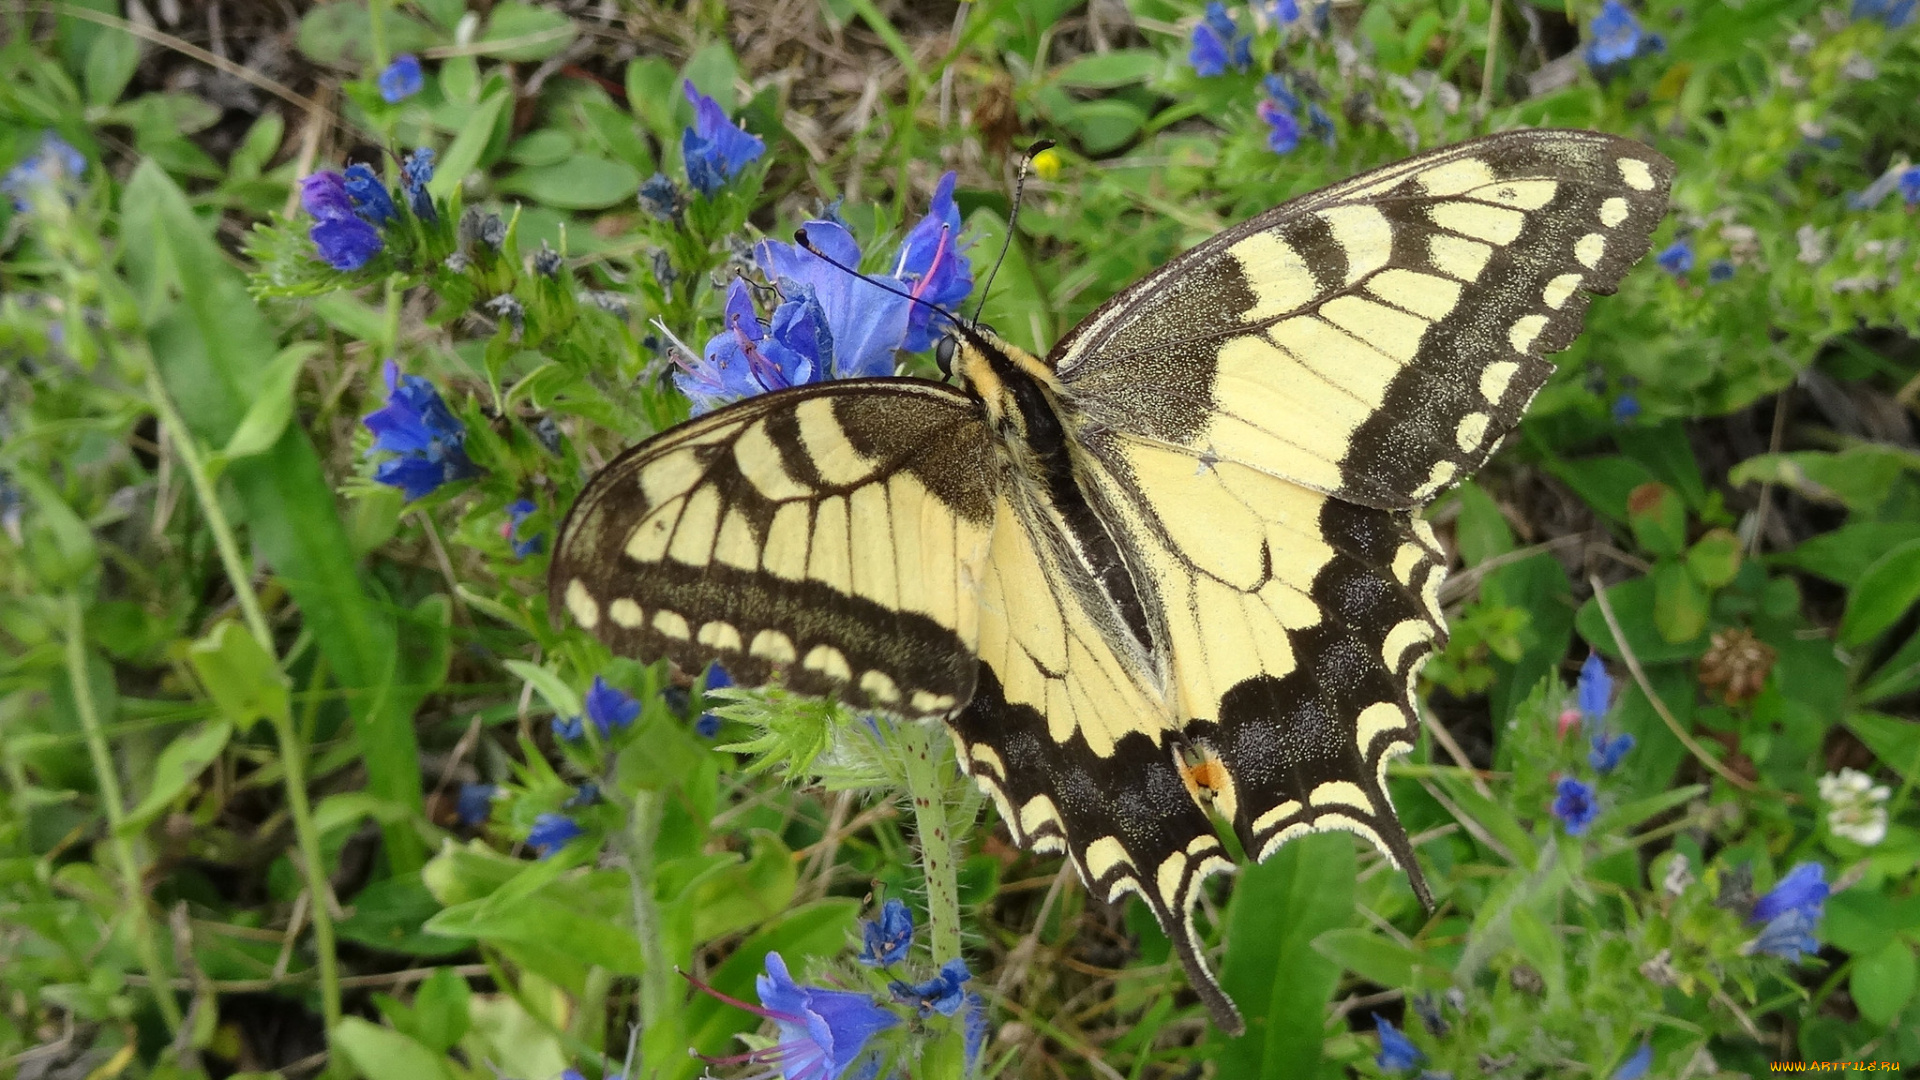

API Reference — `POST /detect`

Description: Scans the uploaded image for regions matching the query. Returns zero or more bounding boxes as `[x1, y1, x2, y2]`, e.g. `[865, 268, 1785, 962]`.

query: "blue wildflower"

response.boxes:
[342, 162, 398, 225]
[859, 899, 915, 967]
[696, 664, 731, 738]
[1189, 3, 1250, 77]
[378, 54, 424, 103]
[891, 958, 973, 1017]
[1272, 0, 1301, 23]
[1612, 394, 1641, 424]
[963, 992, 989, 1075]
[1264, 74, 1301, 113]
[301, 171, 385, 271]
[696, 953, 900, 1080]
[1307, 103, 1337, 146]
[639, 172, 681, 221]
[584, 676, 641, 737]
[1708, 259, 1735, 283]
[1552, 776, 1599, 836]
[564, 782, 601, 809]
[2, 131, 87, 212]
[760, 223, 914, 370]
[681, 81, 765, 196]
[501, 498, 544, 558]
[1656, 238, 1694, 276]
[1901, 165, 1920, 206]
[1752, 863, 1828, 924]
[1613, 1043, 1653, 1080]
[891, 171, 973, 353]
[1589, 730, 1635, 774]
[1585, 1, 1648, 68]
[1259, 99, 1301, 155]
[1577, 652, 1612, 721]
[1373, 1014, 1424, 1072]
[1749, 908, 1821, 961]
[456, 783, 496, 827]
[678, 278, 826, 413]
[528, 813, 584, 858]
[1853, 0, 1918, 26]
[401, 147, 436, 221]
[361, 359, 480, 499]
[551, 714, 585, 741]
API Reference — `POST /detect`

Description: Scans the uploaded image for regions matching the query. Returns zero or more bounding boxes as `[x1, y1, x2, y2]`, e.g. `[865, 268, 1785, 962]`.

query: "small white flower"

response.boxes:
[1819, 767, 1891, 846]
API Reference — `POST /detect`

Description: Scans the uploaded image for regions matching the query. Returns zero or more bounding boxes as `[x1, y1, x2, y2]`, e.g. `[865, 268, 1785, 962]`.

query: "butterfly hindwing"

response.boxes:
[551, 380, 999, 717]
[1055, 129, 1674, 507]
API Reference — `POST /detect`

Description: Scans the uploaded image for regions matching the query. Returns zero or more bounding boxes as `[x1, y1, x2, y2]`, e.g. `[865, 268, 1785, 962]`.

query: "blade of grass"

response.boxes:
[121, 161, 429, 871]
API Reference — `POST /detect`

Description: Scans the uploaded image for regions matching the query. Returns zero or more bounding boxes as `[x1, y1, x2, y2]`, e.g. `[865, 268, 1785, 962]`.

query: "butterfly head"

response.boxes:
[940, 322, 1061, 432]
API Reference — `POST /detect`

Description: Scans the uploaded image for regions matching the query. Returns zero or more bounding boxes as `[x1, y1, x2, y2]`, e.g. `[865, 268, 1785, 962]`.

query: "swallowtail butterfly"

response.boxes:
[552, 129, 1673, 1032]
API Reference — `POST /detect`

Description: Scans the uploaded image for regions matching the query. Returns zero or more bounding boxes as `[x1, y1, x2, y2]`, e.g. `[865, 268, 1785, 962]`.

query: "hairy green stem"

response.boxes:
[625, 790, 673, 1028]
[138, 356, 342, 1032]
[367, 0, 392, 72]
[64, 595, 184, 1034]
[897, 720, 963, 963]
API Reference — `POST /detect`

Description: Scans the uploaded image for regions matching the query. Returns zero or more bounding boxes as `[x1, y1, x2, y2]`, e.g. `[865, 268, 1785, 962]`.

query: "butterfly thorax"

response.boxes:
[952, 329, 1159, 658]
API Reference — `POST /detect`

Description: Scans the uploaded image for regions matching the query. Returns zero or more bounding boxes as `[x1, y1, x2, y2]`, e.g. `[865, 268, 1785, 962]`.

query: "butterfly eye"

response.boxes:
[935, 336, 957, 378]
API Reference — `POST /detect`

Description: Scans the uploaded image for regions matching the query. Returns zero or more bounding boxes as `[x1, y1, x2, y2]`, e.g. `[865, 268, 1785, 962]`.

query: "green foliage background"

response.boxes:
[3, 0, 1919, 1077]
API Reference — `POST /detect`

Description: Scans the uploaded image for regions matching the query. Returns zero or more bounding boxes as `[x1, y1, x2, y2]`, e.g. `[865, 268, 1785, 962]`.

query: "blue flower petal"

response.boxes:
[859, 898, 916, 967]
[1577, 652, 1613, 720]
[378, 54, 424, 102]
[528, 813, 583, 857]
[1751, 863, 1828, 924]
[1552, 776, 1599, 836]
[681, 81, 765, 196]
[343, 163, 398, 225]
[1373, 1013, 1425, 1072]
[893, 171, 973, 353]
[756, 223, 911, 379]
[585, 676, 641, 737]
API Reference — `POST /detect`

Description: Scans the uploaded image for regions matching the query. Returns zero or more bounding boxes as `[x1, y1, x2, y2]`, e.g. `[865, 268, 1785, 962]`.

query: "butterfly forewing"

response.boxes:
[551, 380, 999, 717]
[1055, 130, 1674, 507]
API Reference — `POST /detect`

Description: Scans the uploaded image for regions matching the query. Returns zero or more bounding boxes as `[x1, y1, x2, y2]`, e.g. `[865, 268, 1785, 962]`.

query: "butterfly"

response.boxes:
[550, 129, 1673, 1033]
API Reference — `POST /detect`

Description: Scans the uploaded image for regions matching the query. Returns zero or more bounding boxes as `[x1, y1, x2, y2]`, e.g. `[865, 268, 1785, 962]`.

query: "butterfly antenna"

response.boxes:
[790, 230, 967, 331]
[970, 139, 1055, 326]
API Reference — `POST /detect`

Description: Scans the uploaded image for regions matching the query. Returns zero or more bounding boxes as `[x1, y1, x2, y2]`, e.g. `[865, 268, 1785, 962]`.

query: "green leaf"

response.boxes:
[1729, 446, 1920, 515]
[335, 873, 470, 959]
[1061, 98, 1146, 155]
[1844, 712, 1920, 783]
[312, 793, 412, 837]
[502, 659, 582, 718]
[1577, 577, 1712, 664]
[1592, 784, 1706, 836]
[1627, 482, 1687, 557]
[218, 343, 316, 464]
[496, 156, 642, 210]
[1772, 522, 1920, 587]
[428, 87, 510, 200]
[684, 832, 798, 942]
[1508, 905, 1566, 1002]
[82, 24, 140, 108]
[186, 621, 289, 734]
[1840, 539, 1920, 647]
[1312, 928, 1440, 989]
[1452, 481, 1516, 566]
[295, 5, 439, 68]
[426, 875, 646, 974]
[680, 40, 741, 111]
[1851, 941, 1918, 1028]
[331, 1019, 458, 1080]
[119, 721, 232, 834]
[1053, 49, 1161, 88]
[1615, 421, 1706, 507]
[1215, 832, 1354, 1079]
[1545, 455, 1657, 523]
[1652, 558, 1709, 644]
[409, 967, 473, 1051]
[476, 1, 578, 61]
[1685, 528, 1742, 589]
